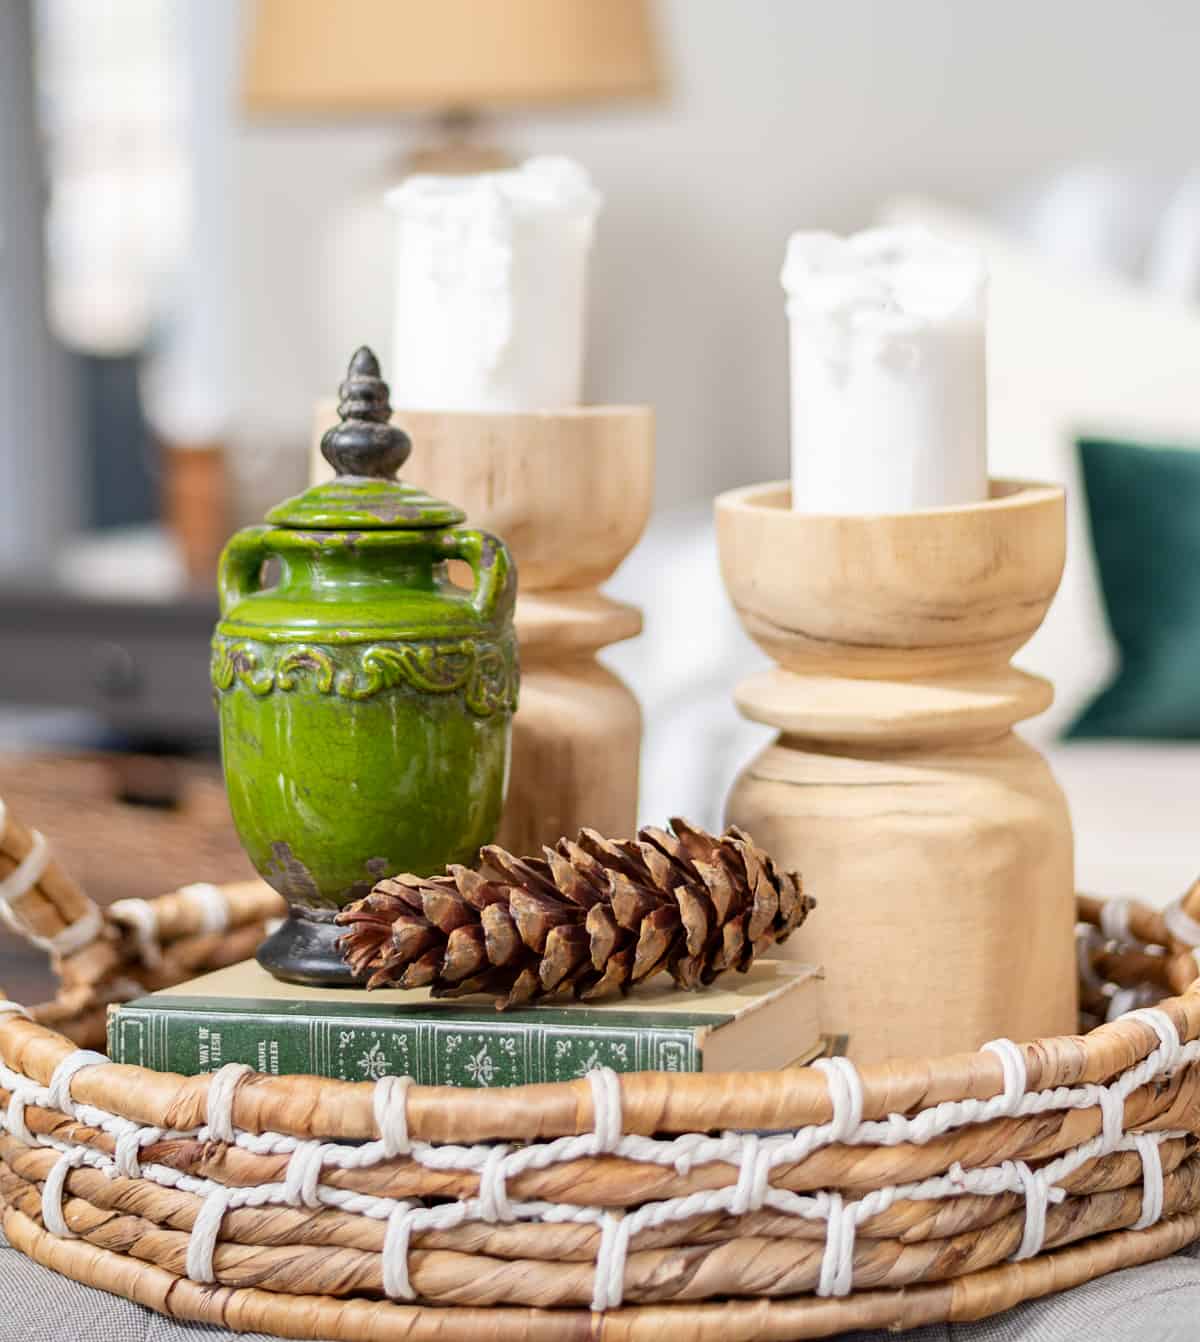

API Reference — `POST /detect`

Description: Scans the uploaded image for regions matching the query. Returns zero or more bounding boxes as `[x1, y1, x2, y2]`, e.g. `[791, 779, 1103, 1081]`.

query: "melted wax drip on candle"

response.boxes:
[385, 157, 602, 413]
[782, 228, 989, 515]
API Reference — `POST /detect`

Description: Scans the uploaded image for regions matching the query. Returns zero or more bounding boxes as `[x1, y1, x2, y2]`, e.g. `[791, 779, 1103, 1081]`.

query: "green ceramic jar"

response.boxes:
[212, 348, 517, 985]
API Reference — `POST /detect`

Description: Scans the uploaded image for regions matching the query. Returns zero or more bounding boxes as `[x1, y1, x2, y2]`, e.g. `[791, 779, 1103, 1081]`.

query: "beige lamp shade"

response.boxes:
[243, 0, 662, 117]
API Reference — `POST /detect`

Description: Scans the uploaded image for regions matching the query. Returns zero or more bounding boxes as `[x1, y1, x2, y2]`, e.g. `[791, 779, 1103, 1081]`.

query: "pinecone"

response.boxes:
[335, 818, 813, 1009]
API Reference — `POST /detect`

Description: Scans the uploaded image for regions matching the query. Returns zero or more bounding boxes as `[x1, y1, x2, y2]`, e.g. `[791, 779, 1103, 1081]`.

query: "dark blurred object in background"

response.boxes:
[0, 587, 217, 748]
[80, 353, 159, 530]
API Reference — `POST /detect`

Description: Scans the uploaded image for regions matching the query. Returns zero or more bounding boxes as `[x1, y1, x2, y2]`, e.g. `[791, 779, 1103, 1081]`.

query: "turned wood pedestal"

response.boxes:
[716, 480, 1077, 1063]
[313, 404, 653, 852]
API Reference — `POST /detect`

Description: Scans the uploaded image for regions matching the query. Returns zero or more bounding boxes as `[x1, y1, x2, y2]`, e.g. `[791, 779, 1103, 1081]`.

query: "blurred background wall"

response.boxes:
[0, 0, 79, 569]
[0, 0, 1197, 921]
[225, 0, 1200, 507]
[11, 0, 1200, 528]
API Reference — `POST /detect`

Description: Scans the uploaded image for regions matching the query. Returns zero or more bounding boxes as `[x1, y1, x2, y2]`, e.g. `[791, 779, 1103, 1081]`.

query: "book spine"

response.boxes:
[107, 1007, 701, 1085]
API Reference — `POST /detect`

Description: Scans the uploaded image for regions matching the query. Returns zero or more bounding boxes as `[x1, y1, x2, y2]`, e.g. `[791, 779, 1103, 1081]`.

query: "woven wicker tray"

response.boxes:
[1, 806, 1198, 1340]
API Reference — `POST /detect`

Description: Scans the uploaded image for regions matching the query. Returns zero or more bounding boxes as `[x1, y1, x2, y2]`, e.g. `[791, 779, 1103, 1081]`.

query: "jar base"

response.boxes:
[256, 911, 362, 988]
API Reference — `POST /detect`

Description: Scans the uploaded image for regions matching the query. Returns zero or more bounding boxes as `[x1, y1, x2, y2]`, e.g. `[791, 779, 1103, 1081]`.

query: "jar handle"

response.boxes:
[441, 529, 516, 624]
[218, 526, 273, 616]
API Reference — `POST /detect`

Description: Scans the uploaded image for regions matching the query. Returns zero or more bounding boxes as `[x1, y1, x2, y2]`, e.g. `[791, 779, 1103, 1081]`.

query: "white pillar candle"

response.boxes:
[781, 228, 989, 514]
[386, 156, 601, 412]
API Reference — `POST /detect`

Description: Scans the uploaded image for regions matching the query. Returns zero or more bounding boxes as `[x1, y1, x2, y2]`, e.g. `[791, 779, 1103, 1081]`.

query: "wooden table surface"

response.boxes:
[0, 750, 255, 1008]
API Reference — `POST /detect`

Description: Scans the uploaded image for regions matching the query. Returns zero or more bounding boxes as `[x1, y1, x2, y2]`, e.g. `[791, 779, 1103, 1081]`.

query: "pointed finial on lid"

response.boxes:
[320, 346, 412, 479]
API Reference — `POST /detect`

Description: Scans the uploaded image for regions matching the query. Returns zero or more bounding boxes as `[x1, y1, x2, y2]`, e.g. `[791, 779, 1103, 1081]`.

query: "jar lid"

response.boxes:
[267, 346, 466, 531]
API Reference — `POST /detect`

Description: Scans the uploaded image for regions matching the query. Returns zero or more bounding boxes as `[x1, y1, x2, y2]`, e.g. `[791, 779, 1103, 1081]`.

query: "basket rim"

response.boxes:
[2, 974, 1198, 1146]
[7, 1195, 1200, 1341]
[4, 884, 1200, 1337]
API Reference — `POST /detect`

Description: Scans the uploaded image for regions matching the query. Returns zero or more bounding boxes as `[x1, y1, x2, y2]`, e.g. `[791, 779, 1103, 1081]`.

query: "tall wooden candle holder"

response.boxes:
[312, 404, 654, 852]
[716, 479, 1077, 1063]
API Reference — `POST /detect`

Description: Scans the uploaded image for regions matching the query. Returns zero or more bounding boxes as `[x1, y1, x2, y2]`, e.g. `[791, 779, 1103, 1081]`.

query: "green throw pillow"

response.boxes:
[1068, 436, 1200, 738]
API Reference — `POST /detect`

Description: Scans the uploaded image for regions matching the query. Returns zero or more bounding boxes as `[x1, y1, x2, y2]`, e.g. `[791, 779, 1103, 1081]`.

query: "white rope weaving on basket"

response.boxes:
[1108, 985, 1156, 1020]
[1132, 1130, 1166, 1229]
[1076, 924, 1108, 996]
[7, 1109, 1190, 1298]
[808, 1056, 864, 1297]
[728, 1132, 773, 1216]
[187, 1185, 231, 1283]
[283, 1140, 329, 1209]
[0, 836, 50, 907]
[8, 1028, 1189, 1169]
[592, 1210, 634, 1311]
[5, 1098, 1094, 1270]
[0, 799, 102, 958]
[589, 1066, 623, 1153]
[382, 1200, 422, 1300]
[46, 1050, 107, 1119]
[817, 1192, 857, 1296]
[585, 1069, 627, 1309]
[1165, 896, 1200, 948]
[812, 1057, 864, 1141]
[374, 1075, 412, 1158]
[5, 1022, 1188, 1177]
[1124, 1007, 1183, 1069]
[205, 1062, 253, 1144]
[1106, 1085, 1134, 1157]
[111, 884, 231, 969]
[45, 905, 103, 958]
[112, 1124, 162, 1181]
[4, 1083, 37, 1145]
[179, 882, 231, 935]
[478, 1143, 514, 1222]
[382, 1196, 617, 1303]
[1099, 897, 1135, 945]
[1011, 1160, 1056, 1260]
[40, 1146, 86, 1237]
[0, 800, 49, 913]
[108, 899, 163, 969]
[981, 1038, 1027, 1115]
[16, 1007, 1170, 1172]
[0, 1014, 1194, 1303]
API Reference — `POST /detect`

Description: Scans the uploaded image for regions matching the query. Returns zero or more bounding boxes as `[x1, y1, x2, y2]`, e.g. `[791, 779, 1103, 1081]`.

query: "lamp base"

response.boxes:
[407, 108, 514, 176]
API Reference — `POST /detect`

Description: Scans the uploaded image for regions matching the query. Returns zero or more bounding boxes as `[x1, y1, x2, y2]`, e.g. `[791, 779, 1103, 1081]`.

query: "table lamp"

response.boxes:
[242, 0, 663, 172]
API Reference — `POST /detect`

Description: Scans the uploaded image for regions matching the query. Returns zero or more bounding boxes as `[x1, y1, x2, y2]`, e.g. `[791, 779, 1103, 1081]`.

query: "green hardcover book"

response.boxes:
[107, 958, 823, 1086]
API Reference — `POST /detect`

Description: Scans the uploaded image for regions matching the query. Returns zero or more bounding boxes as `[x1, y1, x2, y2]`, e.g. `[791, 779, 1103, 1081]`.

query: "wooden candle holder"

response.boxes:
[715, 479, 1077, 1063]
[312, 404, 654, 852]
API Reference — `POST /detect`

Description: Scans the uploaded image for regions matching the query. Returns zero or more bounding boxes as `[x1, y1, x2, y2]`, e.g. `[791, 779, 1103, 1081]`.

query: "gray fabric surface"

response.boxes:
[0, 1226, 1193, 1341]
